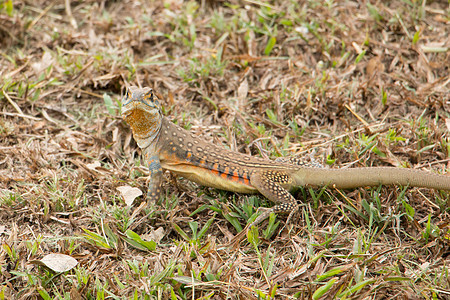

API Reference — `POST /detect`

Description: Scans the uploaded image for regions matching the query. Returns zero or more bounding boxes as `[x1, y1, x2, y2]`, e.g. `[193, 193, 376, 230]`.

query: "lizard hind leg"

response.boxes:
[249, 170, 300, 228]
[227, 170, 299, 247]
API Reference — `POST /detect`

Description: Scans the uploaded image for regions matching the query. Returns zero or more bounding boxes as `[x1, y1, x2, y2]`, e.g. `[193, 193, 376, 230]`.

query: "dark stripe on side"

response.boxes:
[217, 163, 225, 176]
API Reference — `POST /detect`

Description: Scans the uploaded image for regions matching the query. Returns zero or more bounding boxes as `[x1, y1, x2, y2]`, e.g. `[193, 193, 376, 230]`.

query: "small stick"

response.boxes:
[65, 0, 78, 29]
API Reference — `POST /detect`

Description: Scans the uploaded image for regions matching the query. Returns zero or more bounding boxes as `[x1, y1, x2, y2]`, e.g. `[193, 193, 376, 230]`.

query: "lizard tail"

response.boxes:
[292, 167, 450, 191]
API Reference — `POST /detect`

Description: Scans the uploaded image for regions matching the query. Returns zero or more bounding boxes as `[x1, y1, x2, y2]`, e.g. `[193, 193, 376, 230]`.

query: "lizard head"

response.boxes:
[121, 86, 162, 147]
[121, 86, 161, 116]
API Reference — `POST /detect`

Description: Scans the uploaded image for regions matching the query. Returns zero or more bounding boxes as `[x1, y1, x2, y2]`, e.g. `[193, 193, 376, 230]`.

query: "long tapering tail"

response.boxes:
[292, 167, 450, 190]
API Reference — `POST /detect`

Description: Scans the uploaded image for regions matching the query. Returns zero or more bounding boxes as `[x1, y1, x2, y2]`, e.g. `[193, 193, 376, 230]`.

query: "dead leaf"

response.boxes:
[86, 161, 101, 171]
[238, 78, 249, 100]
[142, 227, 165, 243]
[237, 77, 249, 111]
[295, 26, 309, 35]
[366, 56, 384, 78]
[70, 286, 83, 300]
[259, 69, 273, 90]
[32, 120, 47, 131]
[31, 253, 78, 273]
[117, 185, 143, 206]
[31, 51, 54, 75]
[0, 225, 10, 235]
[445, 119, 450, 132]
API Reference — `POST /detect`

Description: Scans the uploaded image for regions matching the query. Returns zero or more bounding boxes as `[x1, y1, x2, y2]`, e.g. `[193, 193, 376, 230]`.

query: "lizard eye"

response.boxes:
[124, 86, 132, 99]
[143, 89, 154, 102]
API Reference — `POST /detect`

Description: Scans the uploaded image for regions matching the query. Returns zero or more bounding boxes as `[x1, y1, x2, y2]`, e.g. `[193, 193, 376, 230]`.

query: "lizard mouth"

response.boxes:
[121, 109, 132, 118]
[121, 102, 133, 115]
[121, 101, 155, 118]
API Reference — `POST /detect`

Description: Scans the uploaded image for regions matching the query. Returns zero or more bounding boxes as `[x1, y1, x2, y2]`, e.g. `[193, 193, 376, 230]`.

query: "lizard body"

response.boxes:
[121, 86, 450, 227]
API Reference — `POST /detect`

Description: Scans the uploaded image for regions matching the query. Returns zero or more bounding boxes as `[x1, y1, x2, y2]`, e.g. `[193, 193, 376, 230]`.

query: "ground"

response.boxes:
[0, 0, 449, 299]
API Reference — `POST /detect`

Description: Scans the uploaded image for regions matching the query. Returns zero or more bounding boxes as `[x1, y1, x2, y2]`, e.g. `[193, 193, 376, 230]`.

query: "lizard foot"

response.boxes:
[278, 206, 299, 234]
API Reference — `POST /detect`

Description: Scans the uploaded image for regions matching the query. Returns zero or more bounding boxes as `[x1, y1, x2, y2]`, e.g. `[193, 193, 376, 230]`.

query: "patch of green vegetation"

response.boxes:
[1, 0, 13, 16]
[0, 190, 22, 206]
[43, 175, 86, 210]
[158, 0, 200, 50]
[177, 47, 227, 83]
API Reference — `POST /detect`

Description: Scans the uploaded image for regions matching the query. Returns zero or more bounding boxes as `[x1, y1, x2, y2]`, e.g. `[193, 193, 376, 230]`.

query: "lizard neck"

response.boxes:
[124, 109, 162, 149]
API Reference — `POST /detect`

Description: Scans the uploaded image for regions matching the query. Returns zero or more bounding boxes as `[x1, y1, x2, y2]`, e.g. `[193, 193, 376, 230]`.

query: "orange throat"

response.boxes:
[124, 109, 158, 139]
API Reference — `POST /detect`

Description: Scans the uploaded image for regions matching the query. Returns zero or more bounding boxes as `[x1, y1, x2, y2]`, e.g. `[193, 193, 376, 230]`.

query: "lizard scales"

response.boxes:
[121, 86, 450, 226]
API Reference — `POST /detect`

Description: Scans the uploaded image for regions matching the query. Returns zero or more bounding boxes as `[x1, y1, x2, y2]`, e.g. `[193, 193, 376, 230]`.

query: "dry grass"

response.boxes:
[1, 0, 449, 299]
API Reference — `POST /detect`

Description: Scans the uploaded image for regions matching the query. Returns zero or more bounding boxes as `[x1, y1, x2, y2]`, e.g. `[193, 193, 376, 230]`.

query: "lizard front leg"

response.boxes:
[144, 152, 163, 203]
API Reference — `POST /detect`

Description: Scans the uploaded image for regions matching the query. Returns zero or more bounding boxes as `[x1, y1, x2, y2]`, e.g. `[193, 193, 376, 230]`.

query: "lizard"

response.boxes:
[121, 86, 450, 230]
